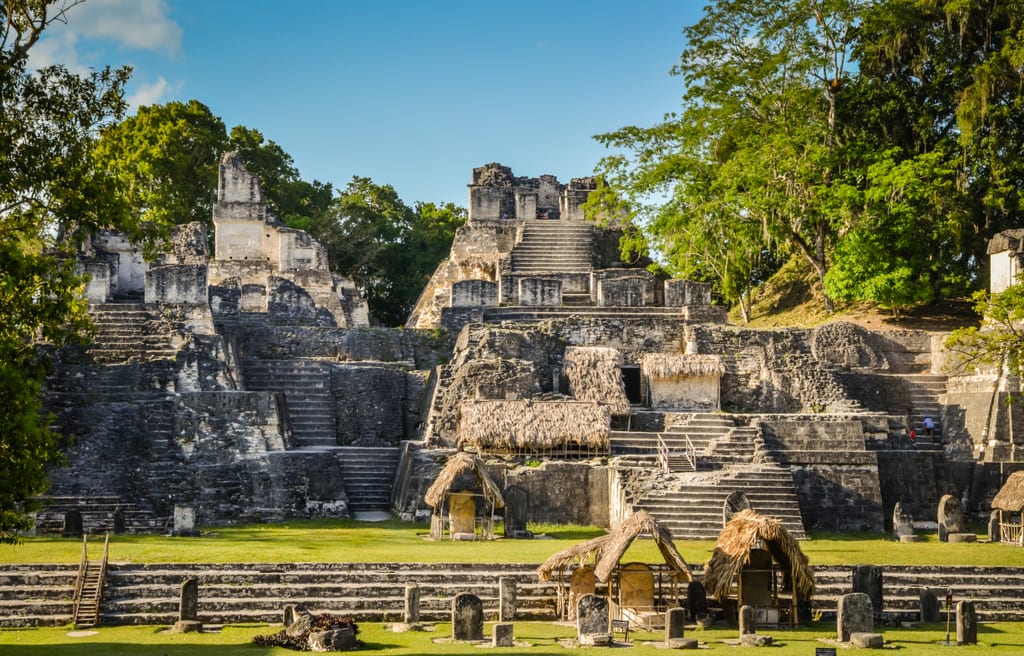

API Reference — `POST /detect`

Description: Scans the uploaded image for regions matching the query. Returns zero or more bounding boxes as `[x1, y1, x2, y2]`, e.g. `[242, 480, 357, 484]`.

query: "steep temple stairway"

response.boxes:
[613, 414, 806, 540]
[509, 220, 594, 275]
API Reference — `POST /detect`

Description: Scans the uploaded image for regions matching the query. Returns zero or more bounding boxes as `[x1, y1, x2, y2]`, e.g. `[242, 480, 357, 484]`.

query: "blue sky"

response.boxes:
[36, 0, 703, 208]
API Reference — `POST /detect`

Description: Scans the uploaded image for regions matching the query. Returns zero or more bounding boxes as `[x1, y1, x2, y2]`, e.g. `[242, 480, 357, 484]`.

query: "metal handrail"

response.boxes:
[72, 534, 89, 622]
[656, 434, 669, 473]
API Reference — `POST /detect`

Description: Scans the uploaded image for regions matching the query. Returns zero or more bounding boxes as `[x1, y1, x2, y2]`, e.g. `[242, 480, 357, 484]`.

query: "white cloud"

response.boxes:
[125, 76, 176, 110]
[29, 0, 182, 71]
[66, 0, 182, 55]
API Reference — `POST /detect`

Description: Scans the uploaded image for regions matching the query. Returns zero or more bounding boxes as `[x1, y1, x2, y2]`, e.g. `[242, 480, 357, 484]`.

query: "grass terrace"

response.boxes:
[3, 519, 1024, 566]
[3, 620, 1024, 655]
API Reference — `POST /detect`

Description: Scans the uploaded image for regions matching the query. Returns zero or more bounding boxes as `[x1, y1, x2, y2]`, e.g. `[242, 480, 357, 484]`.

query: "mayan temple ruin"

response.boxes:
[36, 157, 1024, 543]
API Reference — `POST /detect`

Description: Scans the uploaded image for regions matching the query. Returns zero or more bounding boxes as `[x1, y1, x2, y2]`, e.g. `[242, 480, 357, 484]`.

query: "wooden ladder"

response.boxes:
[72, 533, 110, 628]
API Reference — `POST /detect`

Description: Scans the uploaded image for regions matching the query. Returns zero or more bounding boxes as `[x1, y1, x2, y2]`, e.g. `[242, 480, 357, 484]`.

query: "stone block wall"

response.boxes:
[518, 277, 562, 306]
[331, 364, 412, 446]
[451, 279, 498, 307]
[876, 450, 951, 523]
[145, 264, 207, 305]
[761, 419, 885, 531]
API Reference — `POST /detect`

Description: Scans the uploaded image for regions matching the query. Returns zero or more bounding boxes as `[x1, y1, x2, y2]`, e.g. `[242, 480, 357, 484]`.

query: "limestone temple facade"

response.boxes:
[36, 159, 1024, 538]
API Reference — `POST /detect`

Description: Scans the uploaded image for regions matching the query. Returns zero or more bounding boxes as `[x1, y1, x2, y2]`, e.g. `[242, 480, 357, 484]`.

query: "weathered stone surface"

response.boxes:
[666, 637, 699, 649]
[578, 632, 612, 646]
[403, 584, 419, 624]
[499, 577, 517, 622]
[852, 565, 883, 618]
[919, 589, 940, 623]
[492, 622, 514, 648]
[838, 592, 874, 642]
[989, 509, 1001, 542]
[956, 600, 978, 645]
[739, 634, 773, 646]
[61, 509, 82, 538]
[665, 607, 686, 641]
[286, 607, 314, 638]
[947, 532, 977, 543]
[938, 494, 966, 542]
[451, 592, 483, 641]
[178, 577, 199, 622]
[739, 605, 757, 635]
[502, 485, 530, 538]
[576, 593, 609, 639]
[308, 626, 356, 652]
[892, 502, 914, 539]
[850, 632, 884, 648]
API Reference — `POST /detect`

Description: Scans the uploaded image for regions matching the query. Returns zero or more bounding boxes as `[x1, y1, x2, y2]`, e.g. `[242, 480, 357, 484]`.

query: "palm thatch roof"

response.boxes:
[458, 400, 610, 451]
[642, 353, 725, 379]
[423, 451, 505, 509]
[536, 510, 691, 583]
[563, 347, 631, 415]
[703, 509, 815, 603]
[992, 471, 1024, 512]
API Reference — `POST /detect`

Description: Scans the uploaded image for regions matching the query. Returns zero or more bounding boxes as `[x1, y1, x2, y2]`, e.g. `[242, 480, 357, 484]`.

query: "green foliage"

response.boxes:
[595, 0, 1024, 317]
[595, 0, 858, 316]
[0, 0, 129, 542]
[946, 284, 1024, 378]
[228, 125, 334, 225]
[93, 99, 227, 236]
[309, 178, 466, 326]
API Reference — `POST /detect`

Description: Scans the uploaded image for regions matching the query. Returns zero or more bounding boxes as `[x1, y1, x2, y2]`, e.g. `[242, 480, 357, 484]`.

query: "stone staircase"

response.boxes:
[510, 220, 594, 274]
[6, 561, 1024, 627]
[333, 446, 401, 513]
[483, 305, 684, 322]
[0, 562, 559, 627]
[611, 414, 748, 470]
[84, 303, 180, 364]
[903, 374, 947, 443]
[811, 565, 1024, 621]
[243, 359, 337, 448]
[32, 497, 166, 536]
[633, 464, 807, 541]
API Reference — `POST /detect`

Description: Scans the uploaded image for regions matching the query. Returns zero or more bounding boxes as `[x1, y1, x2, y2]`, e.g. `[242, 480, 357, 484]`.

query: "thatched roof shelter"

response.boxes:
[423, 451, 504, 509]
[563, 347, 631, 415]
[703, 509, 814, 604]
[536, 510, 691, 583]
[992, 471, 1024, 512]
[641, 353, 725, 379]
[458, 400, 610, 451]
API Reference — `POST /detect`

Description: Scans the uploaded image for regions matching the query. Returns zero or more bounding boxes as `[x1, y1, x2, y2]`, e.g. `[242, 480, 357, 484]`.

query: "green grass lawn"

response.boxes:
[2, 620, 1024, 655]
[3, 519, 1024, 567]
[4, 521, 1024, 653]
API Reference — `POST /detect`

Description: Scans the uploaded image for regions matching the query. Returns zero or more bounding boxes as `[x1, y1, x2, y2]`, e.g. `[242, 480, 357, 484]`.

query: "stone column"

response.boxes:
[739, 605, 756, 635]
[452, 593, 483, 641]
[956, 600, 977, 645]
[404, 583, 420, 624]
[499, 577, 517, 622]
[919, 589, 940, 623]
[852, 565, 883, 618]
[173, 577, 202, 633]
[837, 592, 873, 642]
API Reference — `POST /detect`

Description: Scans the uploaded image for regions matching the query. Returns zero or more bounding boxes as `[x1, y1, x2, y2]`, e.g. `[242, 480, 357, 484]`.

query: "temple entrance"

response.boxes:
[621, 366, 643, 405]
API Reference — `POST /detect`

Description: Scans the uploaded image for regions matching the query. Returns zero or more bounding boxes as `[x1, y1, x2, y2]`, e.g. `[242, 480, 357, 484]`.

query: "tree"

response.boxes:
[0, 0, 131, 542]
[946, 285, 1024, 381]
[595, 0, 861, 314]
[308, 179, 466, 326]
[93, 99, 228, 235]
[825, 0, 1024, 308]
[227, 125, 333, 226]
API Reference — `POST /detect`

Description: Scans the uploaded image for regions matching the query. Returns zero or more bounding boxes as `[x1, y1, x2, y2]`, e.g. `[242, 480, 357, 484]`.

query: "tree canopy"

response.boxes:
[307, 178, 465, 326]
[595, 0, 1024, 318]
[0, 0, 130, 543]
